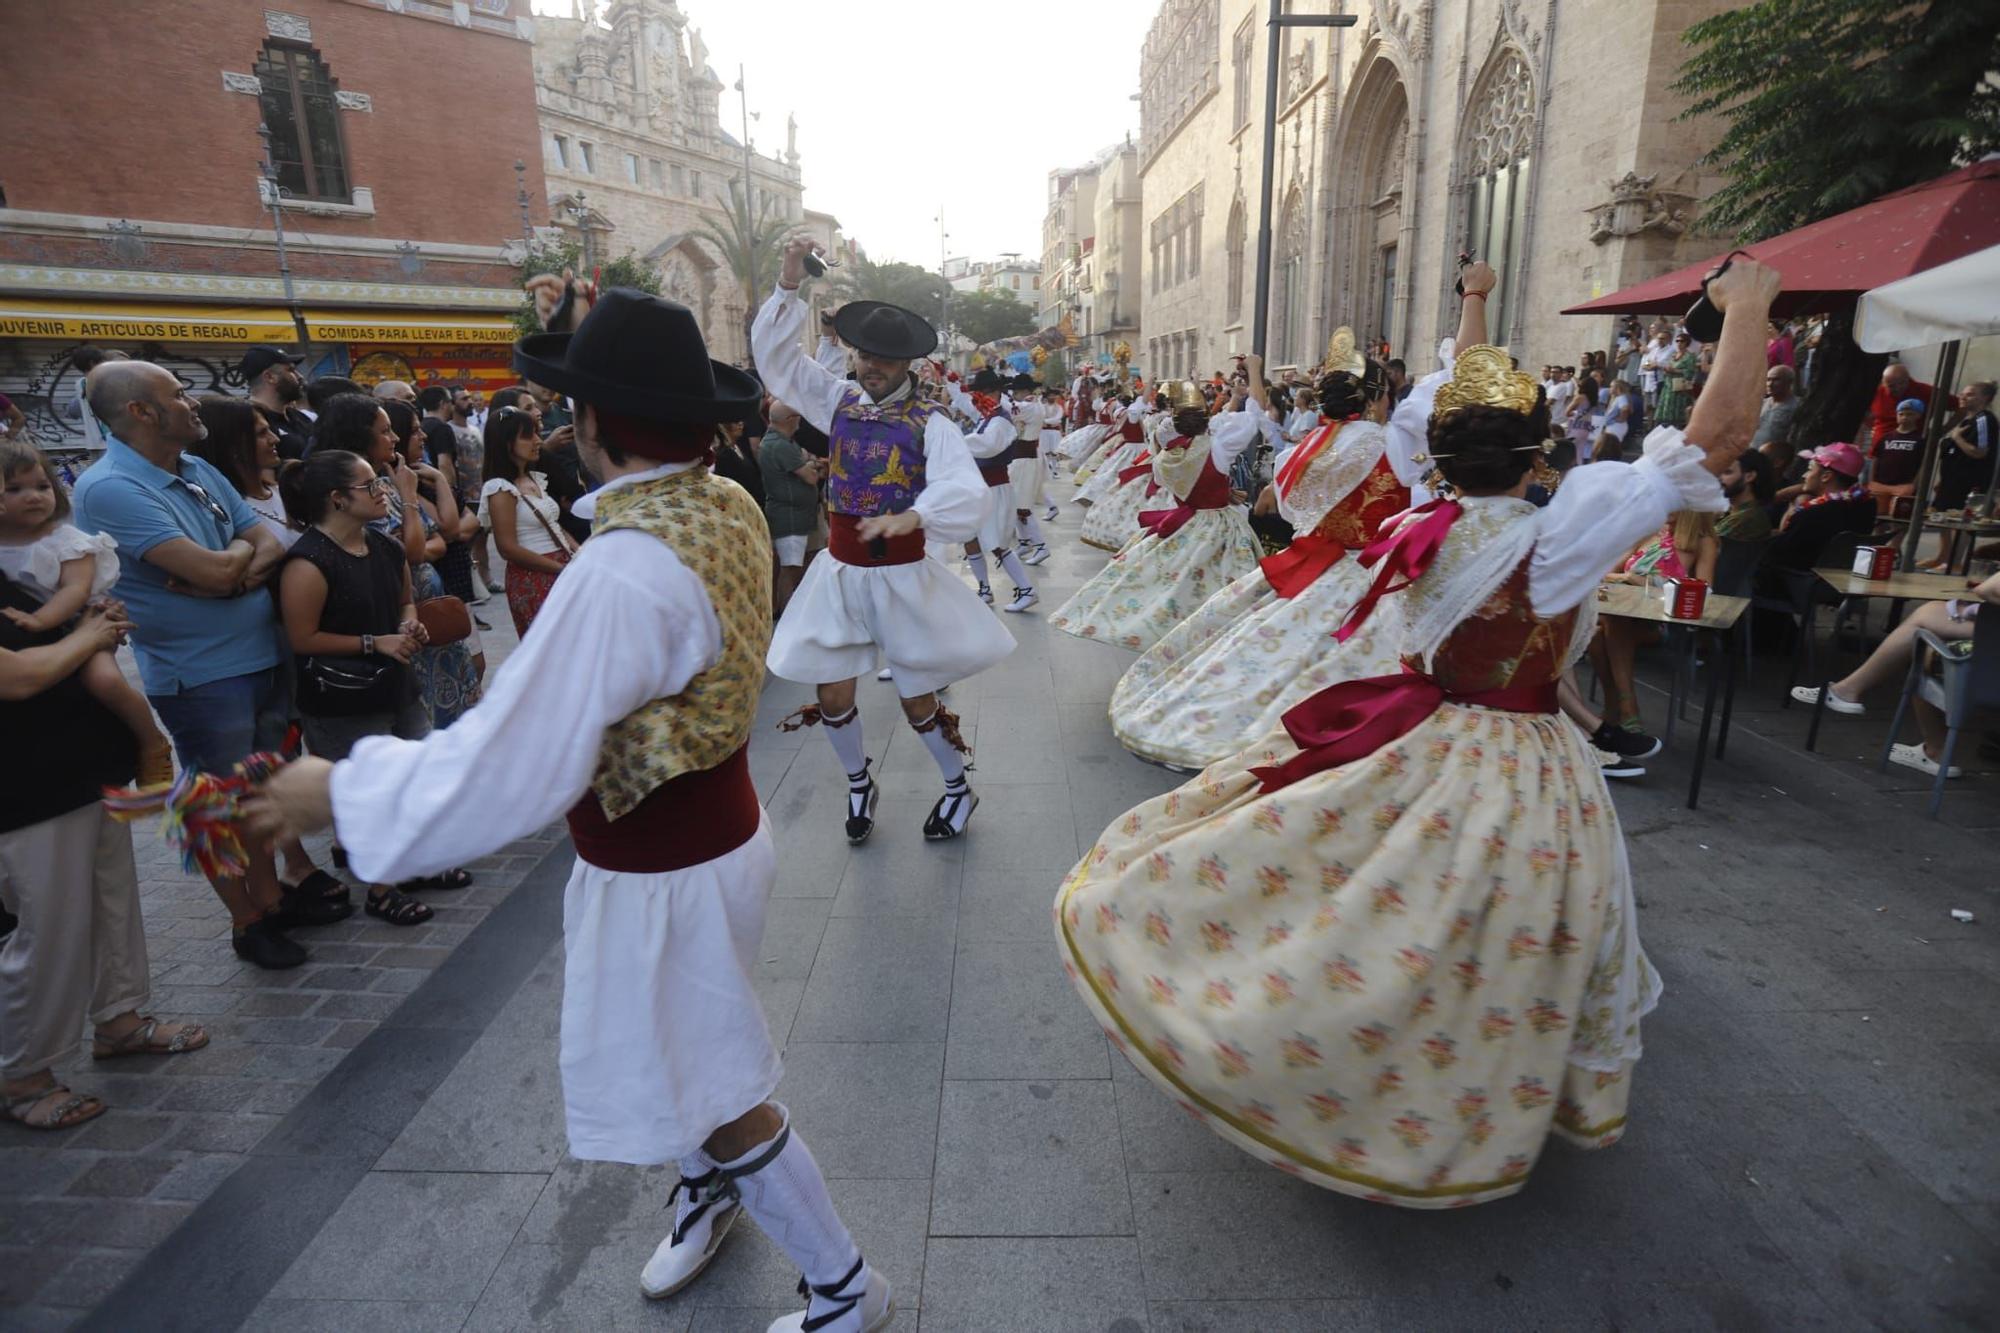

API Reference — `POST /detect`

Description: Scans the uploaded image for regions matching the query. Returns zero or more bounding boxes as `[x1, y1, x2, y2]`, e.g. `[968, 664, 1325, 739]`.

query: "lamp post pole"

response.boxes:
[1249, 1, 1355, 362]
[256, 122, 313, 352]
[938, 209, 951, 360]
[736, 65, 758, 357]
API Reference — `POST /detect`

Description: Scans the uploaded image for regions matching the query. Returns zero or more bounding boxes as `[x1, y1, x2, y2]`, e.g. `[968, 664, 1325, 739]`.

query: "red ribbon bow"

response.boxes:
[1258, 532, 1348, 599]
[1332, 498, 1463, 642]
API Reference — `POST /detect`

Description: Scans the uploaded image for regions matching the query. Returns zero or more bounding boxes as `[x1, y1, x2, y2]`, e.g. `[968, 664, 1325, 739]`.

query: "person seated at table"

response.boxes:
[1792, 568, 2000, 777]
[1762, 442, 1874, 577]
[1867, 399, 1928, 516]
[1587, 510, 1721, 757]
[1718, 449, 1775, 544]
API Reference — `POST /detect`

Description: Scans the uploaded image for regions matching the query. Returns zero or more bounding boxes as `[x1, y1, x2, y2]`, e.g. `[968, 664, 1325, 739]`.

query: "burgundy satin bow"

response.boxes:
[1332, 498, 1463, 642]
[1249, 670, 1558, 793]
[1116, 456, 1154, 486]
[1258, 532, 1348, 600]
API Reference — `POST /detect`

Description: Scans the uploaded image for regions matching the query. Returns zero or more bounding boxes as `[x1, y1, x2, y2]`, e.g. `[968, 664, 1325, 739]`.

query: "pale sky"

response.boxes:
[529, 0, 1139, 267]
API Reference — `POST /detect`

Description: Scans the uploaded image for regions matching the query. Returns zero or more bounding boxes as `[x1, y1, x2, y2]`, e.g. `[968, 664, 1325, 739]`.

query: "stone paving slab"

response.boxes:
[8, 491, 1999, 1330]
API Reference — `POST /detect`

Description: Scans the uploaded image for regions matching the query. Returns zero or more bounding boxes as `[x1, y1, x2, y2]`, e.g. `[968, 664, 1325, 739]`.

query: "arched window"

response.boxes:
[256, 42, 350, 202]
[1461, 47, 1534, 342]
[1272, 188, 1308, 365]
[1224, 197, 1246, 324]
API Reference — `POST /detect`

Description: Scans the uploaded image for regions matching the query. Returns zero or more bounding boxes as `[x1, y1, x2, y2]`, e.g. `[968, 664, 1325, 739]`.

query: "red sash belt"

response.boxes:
[977, 458, 1011, 487]
[1138, 463, 1232, 540]
[1115, 452, 1154, 486]
[567, 746, 761, 873]
[829, 511, 925, 566]
[1259, 531, 1348, 599]
[1250, 672, 1559, 793]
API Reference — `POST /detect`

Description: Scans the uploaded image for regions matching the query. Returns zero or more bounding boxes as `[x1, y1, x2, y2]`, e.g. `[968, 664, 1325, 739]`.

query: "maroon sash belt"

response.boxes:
[977, 458, 1011, 487]
[1250, 672, 1559, 793]
[567, 746, 761, 873]
[829, 512, 925, 566]
[1259, 532, 1348, 599]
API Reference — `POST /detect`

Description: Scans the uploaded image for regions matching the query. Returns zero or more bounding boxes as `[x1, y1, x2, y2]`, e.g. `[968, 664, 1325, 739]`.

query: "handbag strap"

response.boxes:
[514, 481, 579, 556]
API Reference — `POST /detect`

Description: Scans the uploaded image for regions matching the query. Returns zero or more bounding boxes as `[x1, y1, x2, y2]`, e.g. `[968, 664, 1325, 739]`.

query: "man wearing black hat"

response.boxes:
[241, 345, 313, 461]
[754, 236, 1015, 846]
[249, 276, 894, 1333]
[945, 366, 1041, 612]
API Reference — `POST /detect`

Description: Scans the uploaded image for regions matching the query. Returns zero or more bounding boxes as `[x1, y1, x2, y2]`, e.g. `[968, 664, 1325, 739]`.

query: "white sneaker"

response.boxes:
[1004, 587, 1039, 613]
[1791, 685, 1864, 714]
[977, 583, 994, 605]
[767, 1262, 894, 1333]
[1021, 544, 1050, 566]
[1888, 742, 1962, 779]
[876, 667, 894, 682]
[640, 1176, 740, 1299]
[1044, 503, 1059, 521]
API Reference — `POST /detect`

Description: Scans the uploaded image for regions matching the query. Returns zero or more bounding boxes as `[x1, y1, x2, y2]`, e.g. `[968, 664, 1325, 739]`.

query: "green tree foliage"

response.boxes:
[952, 288, 1040, 347]
[826, 255, 950, 324]
[1675, 0, 2000, 242]
[690, 196, 792, 326]
[1675, 0, 2000, 445]
[509, 238, 662, 336]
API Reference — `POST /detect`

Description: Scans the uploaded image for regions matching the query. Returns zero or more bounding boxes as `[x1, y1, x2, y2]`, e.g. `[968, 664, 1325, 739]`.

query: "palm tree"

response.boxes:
[689, 195, 792, 352]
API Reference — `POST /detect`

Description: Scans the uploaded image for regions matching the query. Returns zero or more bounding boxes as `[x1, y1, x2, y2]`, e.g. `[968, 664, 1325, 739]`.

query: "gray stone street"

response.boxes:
[4, 496, 1998, 1332]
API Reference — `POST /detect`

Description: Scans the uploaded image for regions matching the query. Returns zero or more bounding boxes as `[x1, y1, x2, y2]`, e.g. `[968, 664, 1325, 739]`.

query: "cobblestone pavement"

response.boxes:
[4, 496, 1998, 1331]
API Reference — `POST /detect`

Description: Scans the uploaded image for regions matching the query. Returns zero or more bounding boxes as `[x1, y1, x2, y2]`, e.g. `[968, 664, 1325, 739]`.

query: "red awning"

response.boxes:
[1563, 158, 2000, 317]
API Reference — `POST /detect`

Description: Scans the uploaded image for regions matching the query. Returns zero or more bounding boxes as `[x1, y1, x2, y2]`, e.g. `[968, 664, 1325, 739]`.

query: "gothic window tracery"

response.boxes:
[1461, 46, 1534, 340]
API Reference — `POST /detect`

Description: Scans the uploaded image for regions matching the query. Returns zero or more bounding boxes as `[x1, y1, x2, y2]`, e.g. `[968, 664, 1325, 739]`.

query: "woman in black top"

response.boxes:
[277, 450, 435, 926]
[712, 420, 765, 507]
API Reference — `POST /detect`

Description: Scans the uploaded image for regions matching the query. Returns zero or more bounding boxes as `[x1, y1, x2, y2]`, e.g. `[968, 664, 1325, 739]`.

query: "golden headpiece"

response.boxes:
[1318, 326, 1365, 378]
[1162, 379, 1206, 412]
[1431, 345, 1539, 420]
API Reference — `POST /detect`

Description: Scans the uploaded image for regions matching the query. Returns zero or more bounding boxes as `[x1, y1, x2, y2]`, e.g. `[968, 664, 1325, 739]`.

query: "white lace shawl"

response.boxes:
[1393, 497, 1540, 671]
[1275, 420, 1388, 530]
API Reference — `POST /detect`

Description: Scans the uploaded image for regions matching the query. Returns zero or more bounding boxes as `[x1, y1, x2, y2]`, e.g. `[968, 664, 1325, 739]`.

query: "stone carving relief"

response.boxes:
[1282, 38, 1315, 107]
[1369, 0, 1429, 60]
[1585, 172, 1694, 244]
[221, 71, 263, 95]
[1465, 48, 1533, 176]
[264, 10, 311, 41]
[334, 90, 373, 112]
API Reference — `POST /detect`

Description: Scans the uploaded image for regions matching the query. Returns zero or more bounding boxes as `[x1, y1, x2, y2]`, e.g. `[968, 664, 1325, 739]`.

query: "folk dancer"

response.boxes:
[945, 369, 1041, 612]
[1006, 373, 1055, 565]
[249, 282, 896, 1331]
[755, 237, 1015, 843]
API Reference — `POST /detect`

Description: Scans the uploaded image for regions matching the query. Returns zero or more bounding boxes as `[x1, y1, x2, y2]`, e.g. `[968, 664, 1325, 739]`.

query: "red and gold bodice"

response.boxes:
[1405, 554, 1581, 696]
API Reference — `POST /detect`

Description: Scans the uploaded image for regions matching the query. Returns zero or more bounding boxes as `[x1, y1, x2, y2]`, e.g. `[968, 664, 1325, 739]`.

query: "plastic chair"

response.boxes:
[1879, 608, 2000, 818]
[1759, 530, 1862, 705]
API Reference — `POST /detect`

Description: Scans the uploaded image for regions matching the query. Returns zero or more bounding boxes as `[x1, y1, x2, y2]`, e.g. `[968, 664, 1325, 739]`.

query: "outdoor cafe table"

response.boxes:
[1924, 514, 2000, 574]
[1803, 568, 1973, 750]
[1593, 580, 1751, 808]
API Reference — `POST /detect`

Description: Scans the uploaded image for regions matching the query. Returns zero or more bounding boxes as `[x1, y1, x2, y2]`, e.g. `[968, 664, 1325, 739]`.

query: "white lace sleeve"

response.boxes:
[38, 524, 121, 597]
[1386, 354, 1452, 498]
[1276, 421, 1388, 529]
[1528, 428, 1726, 616]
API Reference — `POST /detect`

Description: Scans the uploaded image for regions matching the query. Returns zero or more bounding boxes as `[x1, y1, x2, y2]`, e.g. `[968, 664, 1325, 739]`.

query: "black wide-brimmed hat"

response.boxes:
[833, 300, 938, 360]
[968, 368, 1006, 392]
[1008, 372, 1040, 392]
[513, 287, 762, 423]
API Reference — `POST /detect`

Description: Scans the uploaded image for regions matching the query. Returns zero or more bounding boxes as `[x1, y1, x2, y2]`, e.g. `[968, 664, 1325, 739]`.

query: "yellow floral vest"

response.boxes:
[588, 466, 773, 821]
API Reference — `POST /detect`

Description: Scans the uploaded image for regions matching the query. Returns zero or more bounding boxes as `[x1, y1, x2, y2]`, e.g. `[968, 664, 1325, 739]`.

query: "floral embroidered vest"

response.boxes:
[1311, 455, 1410, 548]
[1406, 554, 1581, 696]
[827, 384, 933, 516]
[588, 467, 772, 821]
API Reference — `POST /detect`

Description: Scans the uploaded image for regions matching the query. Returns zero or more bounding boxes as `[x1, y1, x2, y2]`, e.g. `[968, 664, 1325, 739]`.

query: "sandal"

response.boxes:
[289, 868, 352, 908]
[365, 888, 434, 926]
[92, 1016, 210, 1060]
[5, 1083, 106, 1131]
[402, 868, 473, 892]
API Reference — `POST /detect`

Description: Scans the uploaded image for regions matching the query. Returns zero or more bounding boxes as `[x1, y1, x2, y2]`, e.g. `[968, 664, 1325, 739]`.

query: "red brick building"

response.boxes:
[0, 0, 550, 445]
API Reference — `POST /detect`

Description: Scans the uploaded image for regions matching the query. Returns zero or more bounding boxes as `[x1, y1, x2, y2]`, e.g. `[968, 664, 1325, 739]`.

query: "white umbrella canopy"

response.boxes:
[1855, 243, 2000, 352]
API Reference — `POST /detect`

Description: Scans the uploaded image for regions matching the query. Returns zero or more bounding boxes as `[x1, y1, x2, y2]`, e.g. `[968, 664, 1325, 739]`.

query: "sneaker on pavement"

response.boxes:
[641, 1171, 740, 1299]
[767, 1259, 894, 1333]
[976, 582, 994, 605]
[1591, 721, 1663, 760]
[1888, 742, 1962, 779]
[1004, 586, 1040, 613]
[231, 917, 307, 970]
[1044, 503, 1059, 521]
[845, 764, 881, 845]
[1592, 746, 1645, 780]
[1790, 684, 1864, 714]
[1022, 544, 1050, 566]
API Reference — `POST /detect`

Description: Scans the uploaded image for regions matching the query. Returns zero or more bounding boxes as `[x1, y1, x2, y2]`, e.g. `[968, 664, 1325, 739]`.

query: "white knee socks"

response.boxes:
[995, 547, 1033, 590]
[912, 706, 966, 784]
[716, 1107, 861, 1292]
[966, 551, 990, 586]
[819, 705, 867, 780]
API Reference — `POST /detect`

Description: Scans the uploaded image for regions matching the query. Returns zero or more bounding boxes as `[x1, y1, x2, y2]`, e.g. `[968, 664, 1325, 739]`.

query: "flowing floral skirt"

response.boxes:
[411, 562, 481, 729]
[505, 562, 563, 638]
[1076, 439, 1146, 509]
[1051, 509, 1262, 652]
[1080, 474, 1158, 552]
[1109, 557, 1402, 770]
[1069, 427, 1120, 482]
[1055, 704, 1660, 1207]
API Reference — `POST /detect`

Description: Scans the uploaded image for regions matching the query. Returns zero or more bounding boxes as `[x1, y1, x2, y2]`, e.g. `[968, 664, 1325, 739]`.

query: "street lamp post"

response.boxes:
[1249, 1, 1355, 362]
[256, 121, 313, 352]
[937, 209, 950, 359]
[735, 65, 759, 356]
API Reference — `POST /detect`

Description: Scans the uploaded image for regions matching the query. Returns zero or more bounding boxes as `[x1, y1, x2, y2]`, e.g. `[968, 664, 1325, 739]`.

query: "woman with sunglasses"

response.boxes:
[480, 405, 576, 635]
[275, 450, 435, 926]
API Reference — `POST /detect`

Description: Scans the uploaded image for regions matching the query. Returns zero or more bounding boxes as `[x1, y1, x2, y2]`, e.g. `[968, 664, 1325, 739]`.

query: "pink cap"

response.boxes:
[1805, 442, 1864, 477]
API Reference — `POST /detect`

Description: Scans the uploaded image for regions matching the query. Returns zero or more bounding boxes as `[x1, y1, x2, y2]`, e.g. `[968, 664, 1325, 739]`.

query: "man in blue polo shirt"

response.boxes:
[74, 361, 314, 969]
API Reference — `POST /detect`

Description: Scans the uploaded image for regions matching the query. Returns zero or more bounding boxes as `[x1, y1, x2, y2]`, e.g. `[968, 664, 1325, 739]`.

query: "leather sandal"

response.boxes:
[92, 1016, 209, 1060]
[5, 1083, 106, 1130]
[365, 888, 434, 926]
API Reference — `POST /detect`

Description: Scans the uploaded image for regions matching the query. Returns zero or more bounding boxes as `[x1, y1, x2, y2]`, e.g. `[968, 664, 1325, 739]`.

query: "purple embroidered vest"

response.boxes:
[827, 384, 933, 517]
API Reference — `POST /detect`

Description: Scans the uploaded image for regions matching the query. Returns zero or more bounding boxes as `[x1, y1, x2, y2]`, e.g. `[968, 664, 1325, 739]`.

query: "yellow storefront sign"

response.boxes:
[0, 299, 298, 344]
[307, 310, 517, 345]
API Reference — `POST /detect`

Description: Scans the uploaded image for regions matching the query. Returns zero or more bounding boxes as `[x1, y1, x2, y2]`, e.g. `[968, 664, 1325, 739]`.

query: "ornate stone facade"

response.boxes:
[533, 0, 827, 362]
[1133, 0, 1738, 379]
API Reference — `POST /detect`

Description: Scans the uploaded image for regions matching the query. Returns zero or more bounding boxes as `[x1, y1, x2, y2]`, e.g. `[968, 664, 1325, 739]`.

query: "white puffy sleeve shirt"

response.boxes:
[753, 286, 986, 544]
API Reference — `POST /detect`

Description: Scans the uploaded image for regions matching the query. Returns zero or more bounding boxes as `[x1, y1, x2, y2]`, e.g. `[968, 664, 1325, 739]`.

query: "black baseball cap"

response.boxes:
[240, 345, 304, 379]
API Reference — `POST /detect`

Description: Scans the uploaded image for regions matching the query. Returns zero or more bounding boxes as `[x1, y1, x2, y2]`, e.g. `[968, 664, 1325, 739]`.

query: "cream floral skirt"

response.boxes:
[1052, 510, 1264, 653]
